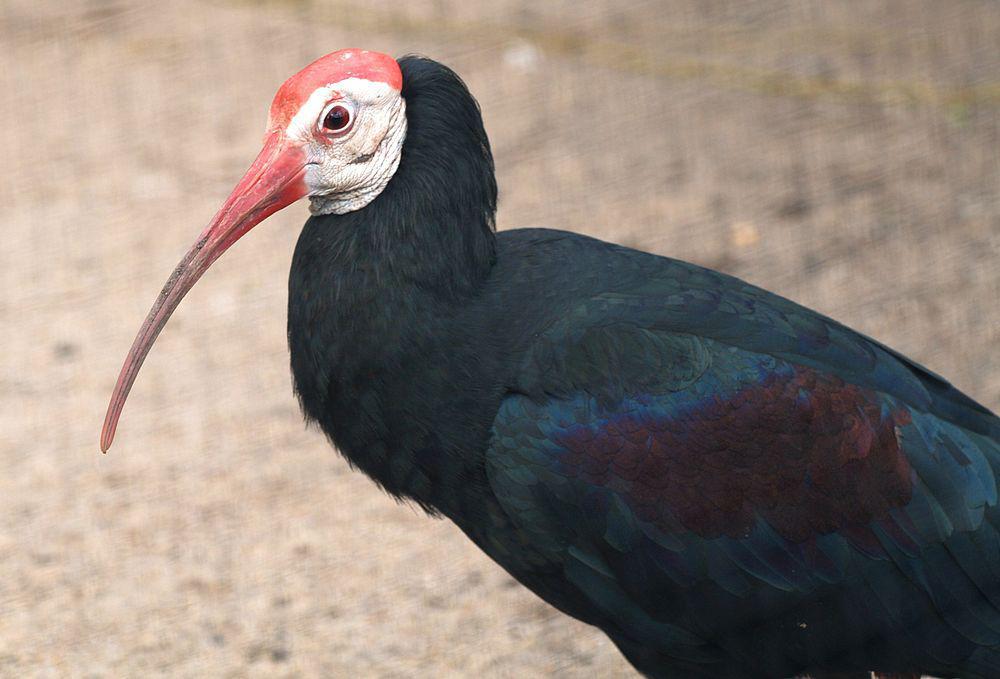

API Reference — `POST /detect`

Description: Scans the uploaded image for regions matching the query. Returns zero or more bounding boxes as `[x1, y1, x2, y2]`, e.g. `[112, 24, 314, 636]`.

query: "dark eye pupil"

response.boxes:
[323, 105, 350, 131]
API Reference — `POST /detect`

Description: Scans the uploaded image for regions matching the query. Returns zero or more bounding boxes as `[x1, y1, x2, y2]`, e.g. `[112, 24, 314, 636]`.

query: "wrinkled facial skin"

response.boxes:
[279, 77, 407, 215]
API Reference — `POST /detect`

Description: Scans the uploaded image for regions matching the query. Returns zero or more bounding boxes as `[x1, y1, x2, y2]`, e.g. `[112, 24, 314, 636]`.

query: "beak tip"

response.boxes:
[100, 417, 116, 453]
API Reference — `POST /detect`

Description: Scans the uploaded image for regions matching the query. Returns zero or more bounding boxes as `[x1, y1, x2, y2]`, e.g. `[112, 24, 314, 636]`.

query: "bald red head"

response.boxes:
[267, 49, 402, 131]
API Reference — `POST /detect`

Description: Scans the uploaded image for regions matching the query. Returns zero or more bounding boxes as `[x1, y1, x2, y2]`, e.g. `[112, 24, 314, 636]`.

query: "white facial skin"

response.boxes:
[282, 78, 407, 215]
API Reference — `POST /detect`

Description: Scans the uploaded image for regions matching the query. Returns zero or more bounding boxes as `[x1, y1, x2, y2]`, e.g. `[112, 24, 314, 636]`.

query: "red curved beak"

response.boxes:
[100, 132, 309, 452]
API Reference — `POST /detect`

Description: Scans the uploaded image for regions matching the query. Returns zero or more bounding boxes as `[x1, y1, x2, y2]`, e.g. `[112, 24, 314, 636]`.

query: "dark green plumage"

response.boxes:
[287, 56, 1000, 678]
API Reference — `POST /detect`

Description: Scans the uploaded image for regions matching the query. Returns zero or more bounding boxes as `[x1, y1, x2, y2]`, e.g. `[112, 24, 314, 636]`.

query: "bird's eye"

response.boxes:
[320, 103, 353, 134]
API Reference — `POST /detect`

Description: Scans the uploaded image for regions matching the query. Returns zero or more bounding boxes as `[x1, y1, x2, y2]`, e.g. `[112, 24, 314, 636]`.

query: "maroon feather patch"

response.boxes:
[558, 366, 914, 543]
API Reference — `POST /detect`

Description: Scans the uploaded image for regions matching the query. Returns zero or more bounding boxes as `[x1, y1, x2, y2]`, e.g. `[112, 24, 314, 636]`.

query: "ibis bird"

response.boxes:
[102, 50, 1000, 678]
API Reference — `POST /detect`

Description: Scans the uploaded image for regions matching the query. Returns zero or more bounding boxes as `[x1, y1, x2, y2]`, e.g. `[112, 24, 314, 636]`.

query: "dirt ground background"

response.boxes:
[2, 1, 998, 676]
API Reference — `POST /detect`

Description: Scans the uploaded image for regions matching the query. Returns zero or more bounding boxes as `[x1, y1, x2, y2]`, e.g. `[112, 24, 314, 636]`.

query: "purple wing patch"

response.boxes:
[556, 365, 914, 543]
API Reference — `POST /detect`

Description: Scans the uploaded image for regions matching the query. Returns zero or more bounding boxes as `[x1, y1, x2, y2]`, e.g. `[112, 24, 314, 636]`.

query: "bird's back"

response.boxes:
[487, 227, 996, 439]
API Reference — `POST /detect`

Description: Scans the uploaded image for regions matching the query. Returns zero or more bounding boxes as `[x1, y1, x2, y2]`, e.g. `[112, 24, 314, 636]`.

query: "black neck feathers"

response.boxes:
[287, 56, 501, 513]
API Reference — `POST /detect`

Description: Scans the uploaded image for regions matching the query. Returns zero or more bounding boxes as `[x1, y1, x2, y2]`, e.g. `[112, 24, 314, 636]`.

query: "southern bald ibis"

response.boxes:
[102, 50, 1000, 678]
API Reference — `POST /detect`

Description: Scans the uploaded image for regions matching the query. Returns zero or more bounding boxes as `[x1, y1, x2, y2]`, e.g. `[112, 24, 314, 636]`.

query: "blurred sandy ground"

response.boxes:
[1, 1, 998, 676]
